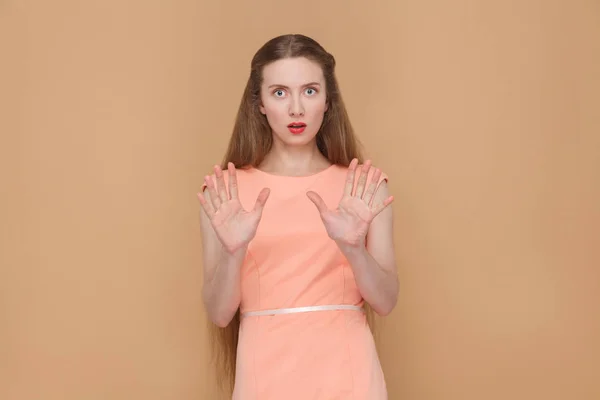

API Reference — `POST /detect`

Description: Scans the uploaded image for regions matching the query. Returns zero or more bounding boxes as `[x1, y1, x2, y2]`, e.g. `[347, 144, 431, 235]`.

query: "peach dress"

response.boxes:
[207, 164, 388, 399]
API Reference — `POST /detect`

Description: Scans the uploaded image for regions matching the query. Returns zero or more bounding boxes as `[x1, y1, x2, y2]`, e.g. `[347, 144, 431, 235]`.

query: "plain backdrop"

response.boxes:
[1, 1, 599, 399]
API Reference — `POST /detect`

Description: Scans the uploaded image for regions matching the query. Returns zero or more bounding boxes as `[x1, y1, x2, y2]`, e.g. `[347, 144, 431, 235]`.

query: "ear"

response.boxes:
[259, 103, 266, 115]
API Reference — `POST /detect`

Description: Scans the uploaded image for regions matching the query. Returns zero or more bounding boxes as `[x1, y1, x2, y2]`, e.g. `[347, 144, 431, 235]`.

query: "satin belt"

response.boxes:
[241, 304, 364, 317]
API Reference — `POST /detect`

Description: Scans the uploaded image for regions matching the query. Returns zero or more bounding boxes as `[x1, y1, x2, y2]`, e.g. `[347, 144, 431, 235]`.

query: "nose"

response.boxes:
[288, 95, 305, 117]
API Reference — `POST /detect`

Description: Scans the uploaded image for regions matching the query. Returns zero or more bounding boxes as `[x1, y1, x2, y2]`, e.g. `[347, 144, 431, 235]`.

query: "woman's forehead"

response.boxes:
[262, 57, 325, 86]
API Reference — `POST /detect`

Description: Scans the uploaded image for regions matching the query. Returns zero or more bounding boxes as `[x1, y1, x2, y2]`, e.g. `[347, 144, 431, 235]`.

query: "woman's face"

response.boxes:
[259, 57, 328, 147]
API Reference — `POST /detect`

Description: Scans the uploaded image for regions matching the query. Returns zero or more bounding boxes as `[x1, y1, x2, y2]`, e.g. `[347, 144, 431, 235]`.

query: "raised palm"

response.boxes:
[198, 163, 270, 253]
[306, 159, 393, 247]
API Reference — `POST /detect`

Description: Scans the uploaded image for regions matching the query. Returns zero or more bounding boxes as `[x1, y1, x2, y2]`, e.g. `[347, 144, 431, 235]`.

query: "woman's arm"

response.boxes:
[199, 189, 245, 327]
[337, 181, 398, 316]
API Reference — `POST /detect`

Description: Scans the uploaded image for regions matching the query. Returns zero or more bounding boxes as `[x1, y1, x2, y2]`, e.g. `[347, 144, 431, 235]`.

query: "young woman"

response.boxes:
[198, 34, 398, 399]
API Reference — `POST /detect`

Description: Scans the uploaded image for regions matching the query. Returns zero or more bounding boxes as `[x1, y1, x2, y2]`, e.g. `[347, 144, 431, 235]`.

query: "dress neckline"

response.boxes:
[248, 163, 339, 179]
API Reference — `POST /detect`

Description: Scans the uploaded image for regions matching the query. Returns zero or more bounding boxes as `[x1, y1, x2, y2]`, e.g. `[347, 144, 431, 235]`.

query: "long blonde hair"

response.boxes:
[209, 33, 376, 397]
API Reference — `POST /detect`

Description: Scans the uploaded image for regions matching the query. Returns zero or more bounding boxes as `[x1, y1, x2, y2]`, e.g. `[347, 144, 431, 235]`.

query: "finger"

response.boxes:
[214, 165, 229, 203]
[306, 191, 328, 215]
[252, 187, 271, 213]
[371, 195, 394, 218]
[343, 158, 359, 196]
[355, 160, 372, 199]
[227, 162, 239, 200]
[197, 191, 215, 219]
[204, 175, 221, 209]
[363, 168, 381, 206]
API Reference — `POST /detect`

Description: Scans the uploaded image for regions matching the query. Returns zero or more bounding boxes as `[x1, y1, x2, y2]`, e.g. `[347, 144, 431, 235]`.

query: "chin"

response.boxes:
[285, 137, 317, 147]
[274, 131, 318, 146]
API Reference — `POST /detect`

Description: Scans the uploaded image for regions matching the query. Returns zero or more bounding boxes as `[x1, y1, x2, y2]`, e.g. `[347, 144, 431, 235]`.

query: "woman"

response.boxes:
[198, 34, 398, 399]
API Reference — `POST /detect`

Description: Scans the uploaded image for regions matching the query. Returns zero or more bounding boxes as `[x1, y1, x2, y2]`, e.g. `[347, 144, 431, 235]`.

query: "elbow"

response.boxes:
[202, 289, 239, 328]
[374, 278, 399, 317]
[206, 304, 237, 328]
[212, 315, 233, 328]
[374, 296, 397, 317]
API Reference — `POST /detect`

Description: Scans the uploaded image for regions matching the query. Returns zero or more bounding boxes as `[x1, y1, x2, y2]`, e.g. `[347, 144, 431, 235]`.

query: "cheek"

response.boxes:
[261, 102, 286, 123]
[309, 99, 328, 119]
[261, 93, 281, 113]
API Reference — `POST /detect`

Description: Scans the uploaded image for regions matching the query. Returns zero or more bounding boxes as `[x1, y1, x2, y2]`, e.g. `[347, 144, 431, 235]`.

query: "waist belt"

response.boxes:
[241, 304, 364, 317]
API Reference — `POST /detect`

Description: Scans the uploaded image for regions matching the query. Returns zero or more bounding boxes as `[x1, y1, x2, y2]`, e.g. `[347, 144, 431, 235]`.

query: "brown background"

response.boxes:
[1, 1, 599, 399]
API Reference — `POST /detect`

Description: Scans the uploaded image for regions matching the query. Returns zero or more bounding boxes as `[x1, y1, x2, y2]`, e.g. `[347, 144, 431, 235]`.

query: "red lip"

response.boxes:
[287, 122, 306, 134]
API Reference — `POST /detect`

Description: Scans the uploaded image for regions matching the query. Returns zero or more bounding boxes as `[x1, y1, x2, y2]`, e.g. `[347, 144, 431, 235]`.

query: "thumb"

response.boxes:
[252, 187, 271, 213]
[306, 191, 328, 214]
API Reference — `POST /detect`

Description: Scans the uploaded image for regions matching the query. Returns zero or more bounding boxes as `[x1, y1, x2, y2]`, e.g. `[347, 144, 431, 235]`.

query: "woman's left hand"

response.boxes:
[306, 158, 394, 248]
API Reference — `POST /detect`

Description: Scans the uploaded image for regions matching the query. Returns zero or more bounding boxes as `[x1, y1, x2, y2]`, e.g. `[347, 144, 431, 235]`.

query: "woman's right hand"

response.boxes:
[197, 162, 270, 254]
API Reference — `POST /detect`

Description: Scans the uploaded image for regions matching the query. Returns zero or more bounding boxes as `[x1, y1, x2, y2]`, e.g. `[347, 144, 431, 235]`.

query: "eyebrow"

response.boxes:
[267, 82, 322, 89]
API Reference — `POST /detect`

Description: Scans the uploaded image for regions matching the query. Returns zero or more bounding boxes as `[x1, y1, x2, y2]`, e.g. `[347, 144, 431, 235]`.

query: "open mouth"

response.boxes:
[287, 123, 306, 128]
[287, 122, 307, 134]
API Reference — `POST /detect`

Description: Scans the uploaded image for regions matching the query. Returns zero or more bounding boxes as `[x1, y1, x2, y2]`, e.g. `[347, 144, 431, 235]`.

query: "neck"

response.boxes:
[258, 141, 331, 176]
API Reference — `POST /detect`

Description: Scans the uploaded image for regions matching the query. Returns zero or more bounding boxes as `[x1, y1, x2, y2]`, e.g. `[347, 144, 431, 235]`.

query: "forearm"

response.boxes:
[337, 243, 398, 316]
[202, 245, 247, 327]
